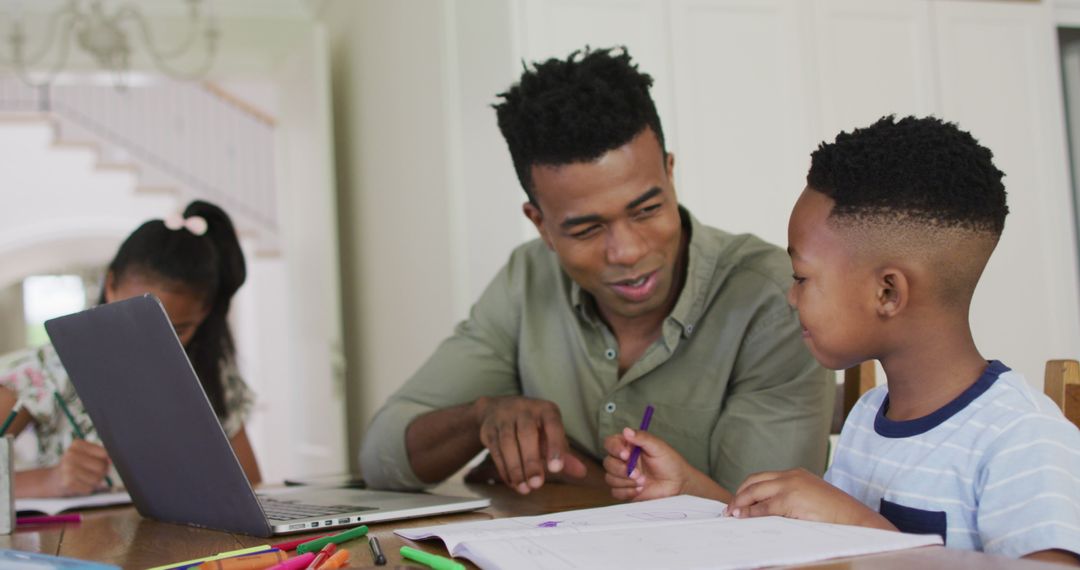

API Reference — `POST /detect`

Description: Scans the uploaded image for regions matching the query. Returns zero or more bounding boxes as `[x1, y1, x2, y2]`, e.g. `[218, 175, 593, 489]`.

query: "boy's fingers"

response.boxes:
[734, 470, 783, 496]
[610, 486, 642, 501]
[604, 472, 639, 489]
[622, 428, 668, 457]
[603, 434, 631, 457]
[740, 498, 782, 519]
[602, 455, 628, 476]
[730, 479, 784, 513]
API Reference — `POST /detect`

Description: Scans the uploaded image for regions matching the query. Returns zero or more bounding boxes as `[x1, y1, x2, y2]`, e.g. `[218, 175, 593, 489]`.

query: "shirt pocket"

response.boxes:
[879, 498, 947, 544]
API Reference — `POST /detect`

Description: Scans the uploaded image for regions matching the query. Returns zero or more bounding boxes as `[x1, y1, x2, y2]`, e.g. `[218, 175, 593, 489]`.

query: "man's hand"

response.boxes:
[727, 468, 894, 530]
[47, 439, 112, 497]
[474, 396, 587, 494]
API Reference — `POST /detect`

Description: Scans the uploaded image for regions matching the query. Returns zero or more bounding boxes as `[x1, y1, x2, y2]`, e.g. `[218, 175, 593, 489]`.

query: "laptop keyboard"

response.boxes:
[258, 497, 368, 521]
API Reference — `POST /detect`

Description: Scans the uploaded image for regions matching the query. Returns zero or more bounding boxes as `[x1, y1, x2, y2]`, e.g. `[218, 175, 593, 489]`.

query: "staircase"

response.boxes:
[0, 77, 279, 254]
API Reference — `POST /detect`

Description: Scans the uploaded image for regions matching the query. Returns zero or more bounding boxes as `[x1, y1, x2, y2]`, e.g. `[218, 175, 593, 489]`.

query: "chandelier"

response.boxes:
[5, 0, 219, 88]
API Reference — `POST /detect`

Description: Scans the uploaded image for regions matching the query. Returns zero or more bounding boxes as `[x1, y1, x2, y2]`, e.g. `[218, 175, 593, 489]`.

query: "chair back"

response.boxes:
[832, 361, 876, 434]
[1045, 360, 1080, 428]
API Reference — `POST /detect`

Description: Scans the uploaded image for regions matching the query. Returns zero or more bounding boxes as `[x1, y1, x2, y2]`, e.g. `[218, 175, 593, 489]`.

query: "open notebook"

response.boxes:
[397, 495, 942, 570]
[16, 491, 132, 515]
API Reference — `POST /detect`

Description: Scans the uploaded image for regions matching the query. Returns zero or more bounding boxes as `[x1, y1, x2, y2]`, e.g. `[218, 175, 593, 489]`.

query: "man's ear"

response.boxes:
[522, 201, 554, 250]
[103, 270, 117, 304]
[875, 268, 909, 318]
[665, 152, 676, 185]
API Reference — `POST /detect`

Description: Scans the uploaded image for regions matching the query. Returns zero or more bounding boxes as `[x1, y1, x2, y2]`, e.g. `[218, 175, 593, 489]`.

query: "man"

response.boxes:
[360, 47, 832, 497]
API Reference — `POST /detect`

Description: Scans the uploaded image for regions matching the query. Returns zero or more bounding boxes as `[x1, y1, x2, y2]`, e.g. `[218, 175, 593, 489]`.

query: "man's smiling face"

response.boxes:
[523, 127, 684, 324]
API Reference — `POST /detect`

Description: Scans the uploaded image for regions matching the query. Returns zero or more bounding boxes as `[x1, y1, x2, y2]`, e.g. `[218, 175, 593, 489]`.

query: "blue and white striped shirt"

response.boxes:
[826, 361, 1080, 558]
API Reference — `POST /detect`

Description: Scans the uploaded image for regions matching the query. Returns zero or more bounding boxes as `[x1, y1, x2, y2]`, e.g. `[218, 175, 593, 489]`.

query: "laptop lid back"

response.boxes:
[45, 295, 272, 536]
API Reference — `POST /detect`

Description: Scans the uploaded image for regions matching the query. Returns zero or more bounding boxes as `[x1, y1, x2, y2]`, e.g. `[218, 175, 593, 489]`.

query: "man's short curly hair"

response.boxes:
[808, 115, 1008, 235]
[494, 46, 666, 202]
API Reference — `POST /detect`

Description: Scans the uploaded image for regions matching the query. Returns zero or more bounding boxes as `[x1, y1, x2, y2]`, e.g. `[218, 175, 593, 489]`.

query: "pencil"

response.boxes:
[53, 391, 114, 488]
[0, 404, 18, 436]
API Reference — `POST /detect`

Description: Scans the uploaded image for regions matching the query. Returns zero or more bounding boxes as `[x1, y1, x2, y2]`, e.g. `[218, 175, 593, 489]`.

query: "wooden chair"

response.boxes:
[832, 361, 876, 434]
[1045, 359, 1080, 428]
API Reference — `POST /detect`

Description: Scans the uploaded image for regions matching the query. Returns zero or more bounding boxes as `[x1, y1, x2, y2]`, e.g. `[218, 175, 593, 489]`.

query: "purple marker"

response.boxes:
[625, 404, 655, 476]
[16, 513, 82, 526]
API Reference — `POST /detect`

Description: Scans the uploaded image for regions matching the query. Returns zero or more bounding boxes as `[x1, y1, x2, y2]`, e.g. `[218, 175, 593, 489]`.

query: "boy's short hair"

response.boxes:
[493, 46, 666, 203]
[807, 115, 1008, 235]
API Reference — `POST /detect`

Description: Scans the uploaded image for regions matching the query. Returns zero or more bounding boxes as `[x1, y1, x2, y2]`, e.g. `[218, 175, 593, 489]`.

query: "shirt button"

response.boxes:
[604, 402, 616, 413]
[685, 324, 694, 335]
[604, 348, 616, 360]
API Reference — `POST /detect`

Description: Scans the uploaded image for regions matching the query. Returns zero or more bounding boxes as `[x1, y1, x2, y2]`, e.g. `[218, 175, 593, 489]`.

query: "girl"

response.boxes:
[0, 200, 261, 497]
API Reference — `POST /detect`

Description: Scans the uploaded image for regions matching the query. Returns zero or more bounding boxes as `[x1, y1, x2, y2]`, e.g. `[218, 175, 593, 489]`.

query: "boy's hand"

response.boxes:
[727, 468, 895, 530]
[602, 427, 692, 501]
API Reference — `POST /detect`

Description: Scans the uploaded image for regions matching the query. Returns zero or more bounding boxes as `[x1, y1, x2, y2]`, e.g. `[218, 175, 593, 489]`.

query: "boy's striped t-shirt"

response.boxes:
[826, 360, 1080, 558]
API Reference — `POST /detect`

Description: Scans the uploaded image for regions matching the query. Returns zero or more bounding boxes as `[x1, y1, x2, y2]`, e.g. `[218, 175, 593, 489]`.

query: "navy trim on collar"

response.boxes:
[874, 360, 1010, 438]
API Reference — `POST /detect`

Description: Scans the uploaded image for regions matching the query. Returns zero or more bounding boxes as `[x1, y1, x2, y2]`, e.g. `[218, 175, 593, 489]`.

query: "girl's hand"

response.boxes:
[49, 439, 112, 497]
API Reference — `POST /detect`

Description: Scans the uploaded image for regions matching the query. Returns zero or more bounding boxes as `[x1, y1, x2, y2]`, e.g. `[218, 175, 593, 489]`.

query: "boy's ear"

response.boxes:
[875, 268, 908, 318]
[522, 202, 554, 250]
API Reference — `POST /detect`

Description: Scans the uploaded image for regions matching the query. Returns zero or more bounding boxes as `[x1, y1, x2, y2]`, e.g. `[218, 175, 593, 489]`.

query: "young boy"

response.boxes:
[603, 115, 1080, 564]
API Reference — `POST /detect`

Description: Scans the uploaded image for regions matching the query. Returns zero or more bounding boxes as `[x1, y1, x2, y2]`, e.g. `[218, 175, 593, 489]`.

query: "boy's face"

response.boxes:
[786, 187, 881, 370]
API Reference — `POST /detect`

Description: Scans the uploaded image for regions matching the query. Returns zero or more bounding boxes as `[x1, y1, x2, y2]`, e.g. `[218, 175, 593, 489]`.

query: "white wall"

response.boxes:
[0, 122, 179, 287]
[323, 0, 464, 468]
[326, 0, 1080, 448]
[264, 23, 349, 478]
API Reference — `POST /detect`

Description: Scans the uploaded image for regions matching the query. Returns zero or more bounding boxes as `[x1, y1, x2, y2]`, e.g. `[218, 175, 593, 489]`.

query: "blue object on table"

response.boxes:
[0, 549, 120, 569]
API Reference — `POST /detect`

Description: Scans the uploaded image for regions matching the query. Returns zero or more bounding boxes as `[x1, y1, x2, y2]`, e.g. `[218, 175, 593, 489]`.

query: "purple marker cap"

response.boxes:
[625, 404, 655, 476]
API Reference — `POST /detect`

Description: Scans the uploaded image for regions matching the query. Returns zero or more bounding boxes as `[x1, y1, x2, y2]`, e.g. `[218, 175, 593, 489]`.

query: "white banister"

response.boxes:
[0, 77, 277, 244]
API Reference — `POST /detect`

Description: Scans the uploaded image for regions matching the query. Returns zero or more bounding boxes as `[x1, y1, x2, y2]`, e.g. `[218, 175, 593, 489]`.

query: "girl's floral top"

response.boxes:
[0, 344, 254, 468]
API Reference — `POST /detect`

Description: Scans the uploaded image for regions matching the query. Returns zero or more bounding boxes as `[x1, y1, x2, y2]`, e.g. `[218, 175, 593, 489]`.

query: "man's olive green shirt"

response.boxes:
[360, 209, 832, 493]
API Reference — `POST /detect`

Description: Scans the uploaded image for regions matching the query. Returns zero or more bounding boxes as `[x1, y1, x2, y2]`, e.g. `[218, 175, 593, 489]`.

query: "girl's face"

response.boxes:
[104, 272, 210, 346]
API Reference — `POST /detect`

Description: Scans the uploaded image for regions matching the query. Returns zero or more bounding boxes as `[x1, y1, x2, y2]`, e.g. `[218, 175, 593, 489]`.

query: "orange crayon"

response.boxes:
[305, 543, 336, 570]
[318, 549, 350, 570]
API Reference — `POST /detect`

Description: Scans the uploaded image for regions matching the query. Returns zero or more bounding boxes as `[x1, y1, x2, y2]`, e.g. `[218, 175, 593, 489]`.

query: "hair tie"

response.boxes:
[163, 213, 209, 236]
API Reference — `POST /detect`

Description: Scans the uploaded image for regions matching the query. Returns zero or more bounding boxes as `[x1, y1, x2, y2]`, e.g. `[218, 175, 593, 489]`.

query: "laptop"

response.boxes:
[44, 294, 490, 537]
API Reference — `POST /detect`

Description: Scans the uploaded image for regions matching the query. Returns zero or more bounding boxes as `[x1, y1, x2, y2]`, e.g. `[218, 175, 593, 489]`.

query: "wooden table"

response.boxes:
[0, 473, 1063, 570]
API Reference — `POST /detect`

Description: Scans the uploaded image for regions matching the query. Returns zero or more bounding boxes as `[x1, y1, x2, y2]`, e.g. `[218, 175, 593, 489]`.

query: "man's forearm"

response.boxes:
[405, 400, 485, 484]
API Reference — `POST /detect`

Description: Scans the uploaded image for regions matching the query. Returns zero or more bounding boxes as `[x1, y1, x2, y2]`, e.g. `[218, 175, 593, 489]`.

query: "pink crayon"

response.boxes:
[17, 514, 82, 526]
[264, 552, 315, 570]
